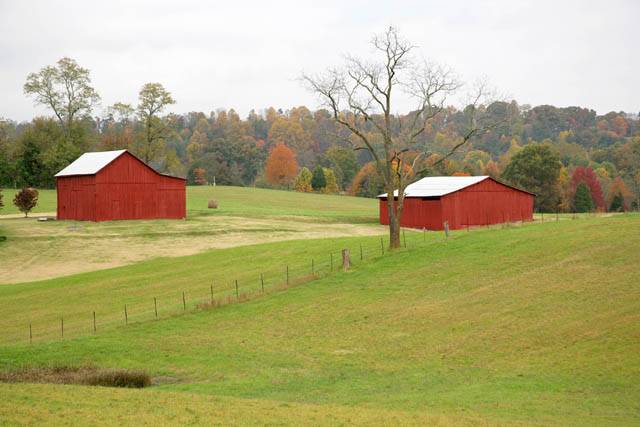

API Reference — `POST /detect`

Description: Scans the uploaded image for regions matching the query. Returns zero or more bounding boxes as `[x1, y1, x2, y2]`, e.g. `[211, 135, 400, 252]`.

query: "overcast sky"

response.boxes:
[1, 0, 638, 122]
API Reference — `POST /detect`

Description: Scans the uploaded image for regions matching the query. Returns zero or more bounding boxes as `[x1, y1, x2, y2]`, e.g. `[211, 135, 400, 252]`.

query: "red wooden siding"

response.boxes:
[379, 177, 534, 231]
[56, 152, 186, 222]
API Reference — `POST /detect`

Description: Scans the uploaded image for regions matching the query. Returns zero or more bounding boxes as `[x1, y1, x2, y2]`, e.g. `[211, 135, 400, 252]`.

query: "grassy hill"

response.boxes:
[1, 215, 639, 425]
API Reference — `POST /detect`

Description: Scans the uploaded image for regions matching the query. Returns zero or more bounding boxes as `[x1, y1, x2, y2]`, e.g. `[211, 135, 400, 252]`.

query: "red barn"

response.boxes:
[378, 176, 534, 230]
[55, 150, 186, 221]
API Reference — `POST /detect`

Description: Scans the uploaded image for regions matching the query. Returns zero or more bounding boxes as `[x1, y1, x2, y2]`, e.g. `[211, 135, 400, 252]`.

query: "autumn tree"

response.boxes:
[134, 83, 175, 163]
[24, 57, 100, 138]
[294, 167, 313, 192]
[13, 188, 39, 217]
[303, 27, 497, 248]
[322, 168, 340, 194]
[265, 143, 298, 186]
[608, 176, 632, 211]
[502, 144, 562, 212]
[193, 167, 207, 185]
[570, 166, 605, 211]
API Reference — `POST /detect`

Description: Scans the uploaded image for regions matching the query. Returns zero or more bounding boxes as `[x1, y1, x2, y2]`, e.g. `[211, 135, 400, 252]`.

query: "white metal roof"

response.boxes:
[55, 150, 127, 177]
[378, 176, 489, 198]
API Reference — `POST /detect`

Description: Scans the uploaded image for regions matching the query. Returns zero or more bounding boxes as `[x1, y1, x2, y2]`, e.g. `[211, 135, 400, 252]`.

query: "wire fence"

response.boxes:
[3, 212, 612, 346]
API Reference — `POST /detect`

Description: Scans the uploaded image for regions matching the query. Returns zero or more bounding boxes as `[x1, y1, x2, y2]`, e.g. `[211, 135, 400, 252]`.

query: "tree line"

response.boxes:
[1, 39, 639, 223]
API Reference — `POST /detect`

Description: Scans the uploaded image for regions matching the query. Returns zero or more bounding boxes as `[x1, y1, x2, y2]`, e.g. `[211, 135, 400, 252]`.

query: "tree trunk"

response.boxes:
[386, 195, 402, 249]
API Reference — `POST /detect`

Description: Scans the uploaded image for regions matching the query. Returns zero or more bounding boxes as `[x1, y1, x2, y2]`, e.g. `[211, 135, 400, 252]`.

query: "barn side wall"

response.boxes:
[94, 153, 186, 221]
[56, 175, 96, 221]
[379, 198, 443, 230]
[440, 178, 534, 230]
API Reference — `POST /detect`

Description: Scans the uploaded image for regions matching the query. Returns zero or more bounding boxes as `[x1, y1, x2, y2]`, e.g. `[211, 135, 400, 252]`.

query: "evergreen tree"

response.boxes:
[311, 165, 326, 191]
[609, 192, 624, 212]
[574, 182, 594, 212]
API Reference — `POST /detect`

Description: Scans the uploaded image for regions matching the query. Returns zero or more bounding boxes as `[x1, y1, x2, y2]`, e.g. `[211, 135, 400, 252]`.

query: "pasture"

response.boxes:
[0, 202, 639, 425]
[0, 186, 381, 283]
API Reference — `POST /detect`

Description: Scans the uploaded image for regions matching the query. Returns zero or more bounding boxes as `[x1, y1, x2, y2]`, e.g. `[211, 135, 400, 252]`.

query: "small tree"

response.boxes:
[13, 188, 39, 217]
[193, 167, 207, 185]
[265, 143, 298, 187]
[294, 167, 313, 192]
[322, 168, 340, 194]
[574, 182, 593, 213]
[311, 165, 326, 191]
[609, 193, 624, 212]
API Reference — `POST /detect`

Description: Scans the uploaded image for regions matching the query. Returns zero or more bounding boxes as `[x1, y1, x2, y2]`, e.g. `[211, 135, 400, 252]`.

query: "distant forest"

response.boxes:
[1, 57, 639, 213]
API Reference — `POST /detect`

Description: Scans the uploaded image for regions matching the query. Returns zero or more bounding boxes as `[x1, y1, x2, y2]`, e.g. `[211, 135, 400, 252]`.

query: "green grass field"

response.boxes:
[0, 186, 378, 221]
[1, 213, 639, 425]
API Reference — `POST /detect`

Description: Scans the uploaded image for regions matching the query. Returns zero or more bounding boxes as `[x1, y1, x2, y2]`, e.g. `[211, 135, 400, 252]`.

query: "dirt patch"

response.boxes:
[0, 215, 385, 284]
[0, 366, 151, 388]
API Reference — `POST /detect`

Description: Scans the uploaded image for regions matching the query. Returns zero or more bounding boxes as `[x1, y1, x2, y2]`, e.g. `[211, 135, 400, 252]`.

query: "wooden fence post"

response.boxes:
[423, 227, 426, 241]
[154, 298, 158, 319]
[342, 249, 351, 271]
[467, 214, 470, 232]
[443, 221, 450, 239]
[312, 259, 314, 275]
[402, 229, 407, 248]
[29, 323, 32, 344]
[182, 292, 186, 311]
[61, 317, 64, 337]
[235, 280, 239, 299]
[93, 311, 96, 332]
[210, 283, 214, 304]
[380, 237, 384, 255]
[286, 265, 289, 286]
[124, 305, 128, 324]
[360, 243, 363, 260]
[260, 273, 264, 293]
[330, 253, 333, 271]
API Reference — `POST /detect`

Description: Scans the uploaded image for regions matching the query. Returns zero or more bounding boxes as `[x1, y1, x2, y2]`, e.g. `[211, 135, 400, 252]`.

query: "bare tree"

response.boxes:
[303, 27, 499, 249]
[135, 83, 175, 164]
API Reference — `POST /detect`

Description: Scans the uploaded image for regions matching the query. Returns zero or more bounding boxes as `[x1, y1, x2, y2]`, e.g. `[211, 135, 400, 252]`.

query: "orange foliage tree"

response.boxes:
[193, 167, 207, 185]
[265, 143, 298, 186]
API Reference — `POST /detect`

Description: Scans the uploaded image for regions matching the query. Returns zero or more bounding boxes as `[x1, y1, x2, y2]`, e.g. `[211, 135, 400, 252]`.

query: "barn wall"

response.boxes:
[56, 175, 96, 221]
[93, 153, 185, 221]
[441, 178, 534, 229]
[379, 198, 443, 230]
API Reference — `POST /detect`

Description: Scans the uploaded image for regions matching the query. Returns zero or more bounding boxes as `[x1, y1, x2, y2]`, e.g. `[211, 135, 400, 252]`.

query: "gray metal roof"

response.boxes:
[378, 176, 490, 198]
[54, 150, 126, 177]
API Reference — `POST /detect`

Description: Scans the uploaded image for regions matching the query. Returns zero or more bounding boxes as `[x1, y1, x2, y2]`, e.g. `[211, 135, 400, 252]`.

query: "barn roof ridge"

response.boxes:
[55, 149, 185, 180]
[377, 175, 535, 198]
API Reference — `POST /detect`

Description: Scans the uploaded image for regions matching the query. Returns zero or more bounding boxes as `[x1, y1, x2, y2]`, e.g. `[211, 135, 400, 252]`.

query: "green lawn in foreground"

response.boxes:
[1, 215, 639, 425]
[0, 186, 378, 221]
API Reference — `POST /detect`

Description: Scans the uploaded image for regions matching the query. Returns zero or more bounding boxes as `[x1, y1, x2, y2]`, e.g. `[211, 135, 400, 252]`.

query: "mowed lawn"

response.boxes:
[0, 186, 378, 221]
[1, 215, 639, 425]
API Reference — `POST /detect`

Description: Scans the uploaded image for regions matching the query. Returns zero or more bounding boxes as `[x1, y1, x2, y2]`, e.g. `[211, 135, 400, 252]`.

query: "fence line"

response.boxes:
[5, 215, 591, 345]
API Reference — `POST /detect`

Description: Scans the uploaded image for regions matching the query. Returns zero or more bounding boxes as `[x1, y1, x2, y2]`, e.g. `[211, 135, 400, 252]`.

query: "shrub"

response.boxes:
[208, 199, 218, 209]
[13, 187, 39, 217]
[0, 366, 151, 388]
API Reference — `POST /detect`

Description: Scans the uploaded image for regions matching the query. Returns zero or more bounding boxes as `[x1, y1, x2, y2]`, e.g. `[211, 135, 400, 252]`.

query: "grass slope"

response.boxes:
[1, 215, 639, 425]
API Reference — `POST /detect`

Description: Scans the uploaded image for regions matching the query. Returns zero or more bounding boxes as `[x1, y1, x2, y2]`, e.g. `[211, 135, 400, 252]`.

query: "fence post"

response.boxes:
[154, 298, 158, 319]
[29, 323, 32, 344]
[61, 317, 64, 337]
[260, 273, 264, 293]
[312, 259, 314, 275]
[342, 249, 351, 271]
[330, 253, 333, 272]
[443, 221, 450, 239]
[423, 227, 426, 241]
[124, 305, 128, 324]
[402, 229, 407, 248]
[467, 214, 470, 232]
[182, 292, 186, 311]
[360, 243, 363, 261]
[210, 283, 214, 304]
[93, 311, 96, 332]
[235, 280, 239, 300]
[380, 237, 384, 255]
[286, 265, 289, 286]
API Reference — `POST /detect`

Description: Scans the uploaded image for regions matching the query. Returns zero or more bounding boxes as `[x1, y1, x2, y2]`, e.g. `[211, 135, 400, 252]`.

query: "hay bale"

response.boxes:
[208, 199, 218, 209]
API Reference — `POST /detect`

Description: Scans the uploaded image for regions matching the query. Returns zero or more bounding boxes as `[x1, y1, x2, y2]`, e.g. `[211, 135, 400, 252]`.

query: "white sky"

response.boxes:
[0, 0, 638, 122]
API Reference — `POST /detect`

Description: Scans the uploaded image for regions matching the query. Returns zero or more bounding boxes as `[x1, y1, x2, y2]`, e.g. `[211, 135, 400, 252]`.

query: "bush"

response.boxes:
[0, 366, 151, 388]
[13, 187, 39, 217]
[208, 199, 218, 209]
